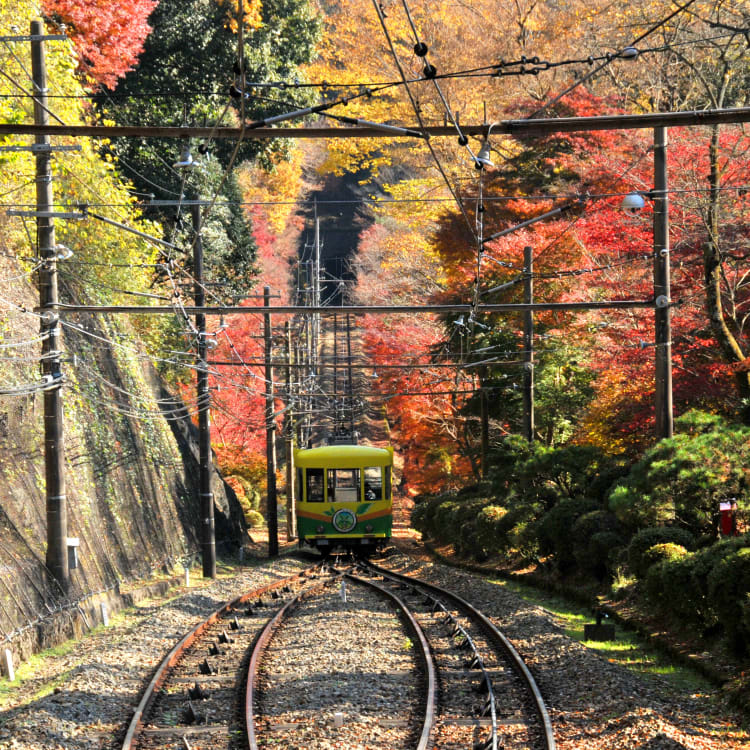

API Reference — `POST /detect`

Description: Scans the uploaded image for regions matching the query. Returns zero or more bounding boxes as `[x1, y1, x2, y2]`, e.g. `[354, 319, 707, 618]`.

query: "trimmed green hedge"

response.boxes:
[708, 547, 750, 654]
[627, 526, 695, 578]
[536, 498, 599, 572]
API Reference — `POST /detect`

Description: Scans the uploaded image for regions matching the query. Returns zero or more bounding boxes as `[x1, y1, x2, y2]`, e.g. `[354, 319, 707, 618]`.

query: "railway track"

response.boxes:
[121, 563, 325, 750]
[358, 559, 557, 750]
[122, 555, 556, 750]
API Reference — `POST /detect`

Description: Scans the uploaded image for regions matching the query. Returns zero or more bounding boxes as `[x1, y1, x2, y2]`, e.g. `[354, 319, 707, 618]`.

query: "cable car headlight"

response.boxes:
[365, 524, 374, 533]
[316, 525, 325, 534]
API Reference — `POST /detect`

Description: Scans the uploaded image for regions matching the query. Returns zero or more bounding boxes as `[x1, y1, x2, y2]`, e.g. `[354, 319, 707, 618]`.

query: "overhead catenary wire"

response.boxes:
[2, 178, 749, 210]
[526, 0, 702, 119]
[4, 27, 742, 100]
[370, 0, 478, 244]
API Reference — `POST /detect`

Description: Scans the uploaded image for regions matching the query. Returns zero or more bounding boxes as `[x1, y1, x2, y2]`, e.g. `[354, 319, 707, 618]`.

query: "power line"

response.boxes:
[49, 299, 656, 315]
[2, 181, 749, 211]
[527, 0, 702, 119]
[370, 0, 478, 243]
[2, 28, 741, 100]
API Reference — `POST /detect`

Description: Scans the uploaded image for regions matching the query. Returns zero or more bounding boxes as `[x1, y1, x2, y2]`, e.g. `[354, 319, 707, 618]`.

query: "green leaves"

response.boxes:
[607, 410, 750, 533]
[96, 0, 320, 297]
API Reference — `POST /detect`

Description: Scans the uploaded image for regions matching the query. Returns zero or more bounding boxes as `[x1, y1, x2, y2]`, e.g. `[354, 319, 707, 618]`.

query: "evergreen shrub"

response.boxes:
[475, 505, 507, 553]
[627, 527, 695, 578]
[537, 498, 599, 572]
[708, 548, 750, 654]
[585, 531, 627, 580]
[647, 553, 698, 620]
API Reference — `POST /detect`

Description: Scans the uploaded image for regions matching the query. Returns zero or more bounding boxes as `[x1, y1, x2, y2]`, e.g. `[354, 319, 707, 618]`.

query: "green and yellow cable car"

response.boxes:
[294, 444, 394, 555]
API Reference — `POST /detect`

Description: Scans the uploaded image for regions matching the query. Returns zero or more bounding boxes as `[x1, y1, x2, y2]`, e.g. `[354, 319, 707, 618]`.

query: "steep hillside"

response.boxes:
[0, 250, 246, 662]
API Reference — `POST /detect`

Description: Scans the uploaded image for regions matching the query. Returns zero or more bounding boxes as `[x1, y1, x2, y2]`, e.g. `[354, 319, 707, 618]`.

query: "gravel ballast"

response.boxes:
[255, 579, 420, 749]
[0, 557, 310, 750]
[0, 546, 747, 750]
[382, 547, 749, 750]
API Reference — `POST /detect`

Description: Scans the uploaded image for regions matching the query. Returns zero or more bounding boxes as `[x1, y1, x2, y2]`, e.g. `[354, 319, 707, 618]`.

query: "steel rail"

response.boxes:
[245, 587, 305, 750]
[365, 561, 557, 750]
[120, 565, 317, 750]
[346, 573, 437, 750]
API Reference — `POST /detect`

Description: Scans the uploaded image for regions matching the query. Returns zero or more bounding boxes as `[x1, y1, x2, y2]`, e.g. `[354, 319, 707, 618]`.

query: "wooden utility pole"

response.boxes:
[346, 313, 355, 439]
[653, 127, 673, 439]
[480, 369, 489, 478]
[264, 286, 278, 556]
[284, 321, 296, 540]
[192, 204, 215, 578]
[522, 246, 535, 443]
[32, 20, 68, 592]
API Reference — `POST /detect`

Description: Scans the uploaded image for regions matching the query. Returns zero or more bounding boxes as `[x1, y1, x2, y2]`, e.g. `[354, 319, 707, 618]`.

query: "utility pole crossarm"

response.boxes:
[46, 300, 656, 315]
[3, 106, 750, 139]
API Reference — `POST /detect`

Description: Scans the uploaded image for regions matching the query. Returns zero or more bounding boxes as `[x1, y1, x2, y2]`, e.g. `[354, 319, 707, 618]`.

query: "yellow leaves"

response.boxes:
[237, 145, 306, 233]
[0, 2, 165, 314]
[317, 138, 391, 178]
[375, 178, 450, 227]
[217, 0, 263, 33]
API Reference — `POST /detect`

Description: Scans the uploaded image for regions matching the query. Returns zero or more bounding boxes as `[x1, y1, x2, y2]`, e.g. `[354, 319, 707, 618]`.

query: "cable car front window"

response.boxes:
[364, 467, 382, 501]
[328, 469, 359, 502]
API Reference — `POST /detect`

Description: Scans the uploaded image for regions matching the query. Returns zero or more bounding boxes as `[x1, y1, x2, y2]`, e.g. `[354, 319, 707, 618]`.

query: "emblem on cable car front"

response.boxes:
[332, 508, 357, 533]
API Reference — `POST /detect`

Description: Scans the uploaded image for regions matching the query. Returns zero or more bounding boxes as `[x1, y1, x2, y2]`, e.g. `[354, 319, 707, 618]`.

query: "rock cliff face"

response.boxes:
[0, 258, 246, 662]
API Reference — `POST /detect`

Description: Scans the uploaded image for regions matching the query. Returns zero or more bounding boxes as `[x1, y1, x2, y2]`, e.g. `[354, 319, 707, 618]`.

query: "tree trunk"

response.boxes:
[703, 126, 750, 420]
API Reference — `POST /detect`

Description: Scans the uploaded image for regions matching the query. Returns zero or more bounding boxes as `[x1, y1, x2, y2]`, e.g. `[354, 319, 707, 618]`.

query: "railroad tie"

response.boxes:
[187, 682, 209, 701]
[199, 658, 216, 675]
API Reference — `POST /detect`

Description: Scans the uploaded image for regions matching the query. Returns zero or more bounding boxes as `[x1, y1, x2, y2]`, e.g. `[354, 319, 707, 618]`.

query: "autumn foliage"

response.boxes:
[43, 0, 158, 89]
[208, 208, 295, 461]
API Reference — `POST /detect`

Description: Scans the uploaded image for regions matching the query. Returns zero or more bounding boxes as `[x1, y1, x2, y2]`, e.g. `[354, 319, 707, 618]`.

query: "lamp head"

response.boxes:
[173, 144, 194, 169]
[474, 139, 493, 169]
[621, 192, 646, 215]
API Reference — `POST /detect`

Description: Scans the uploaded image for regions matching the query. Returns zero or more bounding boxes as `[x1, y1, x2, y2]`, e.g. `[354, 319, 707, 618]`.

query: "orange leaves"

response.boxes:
[43, 0, 157, 89]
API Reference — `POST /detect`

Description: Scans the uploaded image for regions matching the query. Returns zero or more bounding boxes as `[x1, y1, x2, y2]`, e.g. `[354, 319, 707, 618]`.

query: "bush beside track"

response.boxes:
[409, 410, 750, 710]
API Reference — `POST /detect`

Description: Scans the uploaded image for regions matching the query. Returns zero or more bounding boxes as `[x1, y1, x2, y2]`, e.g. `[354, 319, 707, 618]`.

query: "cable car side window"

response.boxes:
[364, 467, 382, 501]
[306, 468, 324, 502]
[384, 466, 392, 499]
